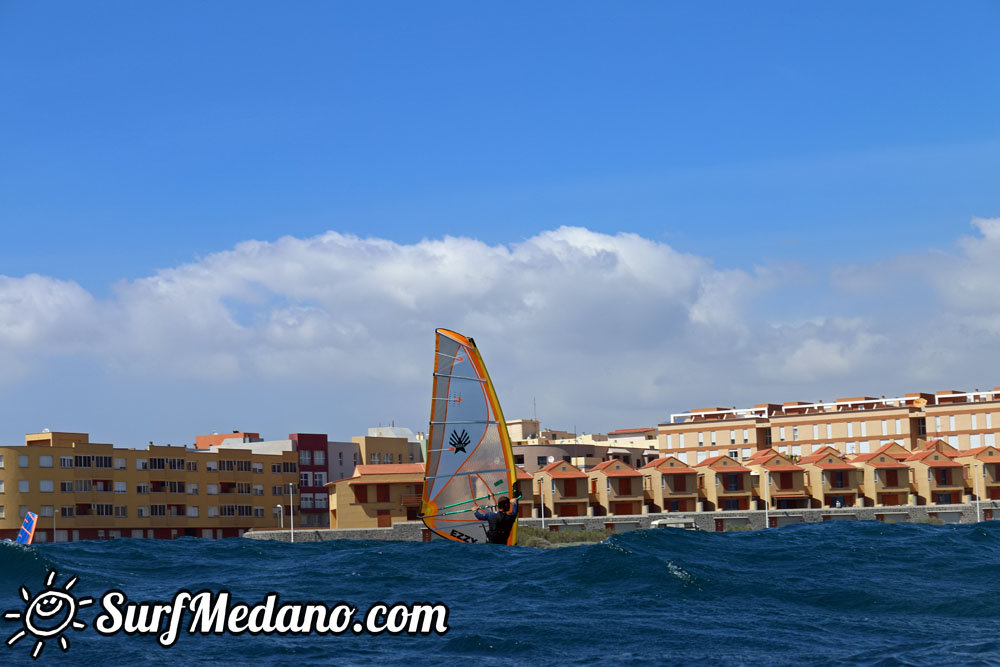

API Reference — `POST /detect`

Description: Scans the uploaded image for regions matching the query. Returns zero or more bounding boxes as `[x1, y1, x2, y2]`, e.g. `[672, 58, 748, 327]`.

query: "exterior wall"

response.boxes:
[657, 416, 762, 465]
[327, 441, 361, 486]
[0, 433, 298, 542]
[534, 462, 588, 517]
[328, 465, 424, 529]
[194, 432, 260, 450]
[697, 460, 752, 511]
[353, 436, 414, 467]
[291, 433, 330, 527]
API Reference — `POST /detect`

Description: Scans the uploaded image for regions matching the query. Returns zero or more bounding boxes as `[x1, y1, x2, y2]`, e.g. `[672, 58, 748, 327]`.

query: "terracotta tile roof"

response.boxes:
[924, 460, 963, 468]
[814, 462, 857, 471]
[590, 459, 641, 477]
[852, 442, 909, 463]
[515, 466, 533, 480]
[660, 467, 698, 475]
[353, 464, 425, 475]
[642, 457, 669, 468]
[865, 461, 910, 469]
[770, 493, 810, 498]
[607, 427, 654, 435]
[762, 464, 804, 472]
[694, 455, 728, 467]
[546, 469, 588, 479]
[905, 450, 954, 462]
[799, 447, 844, 463]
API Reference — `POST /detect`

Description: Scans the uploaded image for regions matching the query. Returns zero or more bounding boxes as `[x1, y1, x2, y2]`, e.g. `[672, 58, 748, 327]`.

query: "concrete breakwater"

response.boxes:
[244, 500, 1000, 543]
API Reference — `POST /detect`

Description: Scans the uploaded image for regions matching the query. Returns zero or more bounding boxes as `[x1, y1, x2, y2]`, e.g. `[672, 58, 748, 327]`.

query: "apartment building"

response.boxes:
[327, 463, 425, 529]
[694, 455, 752, 511]
[746, 449, 810, 510]
[534, 461, 589, 518]
[641, 456, 699, 513]
[0, 432, 298, 542]
[587, 459, 643, 516]
[659, 388, 1000, 463]
[799, 446, 861, 509]
[851, 442, 913, 507]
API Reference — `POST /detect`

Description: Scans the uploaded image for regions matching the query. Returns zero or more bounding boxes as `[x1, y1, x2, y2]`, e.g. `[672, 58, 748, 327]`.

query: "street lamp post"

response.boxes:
[53, 508, 59, 543]
[277, 504, 283, 529]
[288, 483, 295, 543]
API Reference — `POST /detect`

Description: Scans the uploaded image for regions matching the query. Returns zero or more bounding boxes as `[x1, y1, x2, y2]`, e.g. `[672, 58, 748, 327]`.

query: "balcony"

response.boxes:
[401, 495, 422, 507]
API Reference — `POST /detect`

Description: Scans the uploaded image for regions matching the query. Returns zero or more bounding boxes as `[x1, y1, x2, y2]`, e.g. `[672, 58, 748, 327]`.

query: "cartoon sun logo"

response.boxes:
[4, 569, 92, 659]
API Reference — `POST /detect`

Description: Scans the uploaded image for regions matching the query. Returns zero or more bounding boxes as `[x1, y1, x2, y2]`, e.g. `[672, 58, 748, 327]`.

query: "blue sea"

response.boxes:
[2, 521, 999, 665]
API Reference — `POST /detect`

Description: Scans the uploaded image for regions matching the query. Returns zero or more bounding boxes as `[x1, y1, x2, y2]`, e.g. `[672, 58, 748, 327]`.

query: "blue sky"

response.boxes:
[1, 2, 999, 446]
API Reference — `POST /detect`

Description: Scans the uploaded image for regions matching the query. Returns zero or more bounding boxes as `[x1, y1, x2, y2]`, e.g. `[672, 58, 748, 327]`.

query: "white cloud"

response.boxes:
[3, 220, 1000, 442]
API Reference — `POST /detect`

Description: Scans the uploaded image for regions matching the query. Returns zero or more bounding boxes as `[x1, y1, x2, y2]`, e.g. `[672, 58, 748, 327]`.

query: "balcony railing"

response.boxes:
[400, 495, 422, 507]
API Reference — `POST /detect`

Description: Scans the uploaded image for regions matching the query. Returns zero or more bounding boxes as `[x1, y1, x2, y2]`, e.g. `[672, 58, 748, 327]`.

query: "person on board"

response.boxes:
[475, 492, 519, 544]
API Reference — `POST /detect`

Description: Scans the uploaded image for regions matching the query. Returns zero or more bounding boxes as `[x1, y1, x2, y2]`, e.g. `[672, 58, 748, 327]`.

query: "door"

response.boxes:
[564, 479, 577, 497]
[886, 470, 898, 487]
[377, 510, 391, 527]
[613, 503, 632, 515]
[779, 472, 792, 490]
[619, 478, 632, 496]
[559, 504, 578, 517]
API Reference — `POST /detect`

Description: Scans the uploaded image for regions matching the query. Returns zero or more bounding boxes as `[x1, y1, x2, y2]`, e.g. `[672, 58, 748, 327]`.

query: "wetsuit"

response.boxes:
[474, 501, 519, 544]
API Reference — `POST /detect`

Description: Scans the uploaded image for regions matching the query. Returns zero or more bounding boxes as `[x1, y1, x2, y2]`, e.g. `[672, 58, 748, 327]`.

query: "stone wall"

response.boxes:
[244, 500, 1000, 543]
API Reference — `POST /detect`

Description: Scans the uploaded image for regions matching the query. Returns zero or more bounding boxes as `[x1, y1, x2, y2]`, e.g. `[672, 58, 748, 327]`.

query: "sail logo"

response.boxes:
[449, 429, 471, 453]
[3, 570, 449, 658]
[3, 570, 93, 659]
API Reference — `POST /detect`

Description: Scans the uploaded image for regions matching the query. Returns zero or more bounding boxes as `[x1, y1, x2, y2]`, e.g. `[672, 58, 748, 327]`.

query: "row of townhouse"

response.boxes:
[326, 439, 1000, 529]
[657, 387, 1000, 464]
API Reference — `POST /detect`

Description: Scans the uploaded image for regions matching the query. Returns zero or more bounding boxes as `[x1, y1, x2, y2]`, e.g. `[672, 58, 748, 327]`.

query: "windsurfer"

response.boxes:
[474, 494, 519, 544]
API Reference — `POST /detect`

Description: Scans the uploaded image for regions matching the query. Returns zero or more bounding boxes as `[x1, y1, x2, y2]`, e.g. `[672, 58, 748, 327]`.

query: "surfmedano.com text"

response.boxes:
[94, 590, 450, 646]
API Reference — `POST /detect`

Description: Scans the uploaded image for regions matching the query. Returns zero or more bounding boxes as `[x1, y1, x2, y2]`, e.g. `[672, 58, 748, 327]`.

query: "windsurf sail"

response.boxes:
[16, 512, 38, 545]
[421, 329, 518, 545]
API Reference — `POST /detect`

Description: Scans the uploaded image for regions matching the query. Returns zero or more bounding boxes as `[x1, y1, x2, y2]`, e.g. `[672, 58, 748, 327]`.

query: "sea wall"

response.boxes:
[244, 500, 1000, 542]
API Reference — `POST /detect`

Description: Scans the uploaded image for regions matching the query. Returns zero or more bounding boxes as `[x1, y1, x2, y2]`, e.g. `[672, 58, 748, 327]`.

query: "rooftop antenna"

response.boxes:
[533, 397, 537, 422]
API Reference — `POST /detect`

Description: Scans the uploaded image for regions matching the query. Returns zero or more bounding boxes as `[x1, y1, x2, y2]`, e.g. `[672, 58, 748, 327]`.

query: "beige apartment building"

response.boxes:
[850, 442, 913, 507]
[534, 461, 589, 517]
[905, 448, 965, 506]
[586, 459, 643, 516]
[799, 446, 861, 509]
[658, 388, 1000, 464]
[956, 446, 1000, 502]
[640, 456, 698, 513]
[0, 432, 299, 542]
[694, 455, 752, 511]
[327, 463, 425, 529]
[746, 449, 810, 510]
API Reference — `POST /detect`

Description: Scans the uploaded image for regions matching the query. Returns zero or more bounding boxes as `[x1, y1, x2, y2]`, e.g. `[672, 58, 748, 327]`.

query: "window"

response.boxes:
[59, 456, 73, 468]
[711, 432, 717, 446]
[948, 435, 959, 448]
[187, 506, 199, 517]
[115, 506, 127, 518]
[382, 453, 393, 464]
[136, 459, 148, 470]
[313, 472, 326, 486]
[39, 480, 54, 493]
[813, 425, 819, 439]
[935, 417, 941, 432]
[115, 458, 126, 470]
[859, 442, 871, 454]
[697, 432, 704, 446]
[514, 454, 524, 465]
[728, 449, 738, 459]
[826, 424, 833, 439]
[971, 434, 982, 448]
[252, 462, 263, 474]
[272, 463, 281, 474]
[60, 481, 72, 493]
[299, 472, 311, 487]
[188, 484, 198, 495]
[95, 456, 112, 469]
[743, 429, 749, 444]
[742, 448, 751, 459]
[988, 413, 994, 429]
[730, 430, 736, 445]
[206, 461, 218, 472]
[207, 484, 219, 495]
[39, 455, 53, 468]
[779, 427, 785, 442]
[114, 481, 127, 494]
[136, 483, 149, 494]
[792, 426, 798, 441]
[19, 506, 28, 518]
[208, 506, 219, 518]
[40, 505, 53, 517]
[353, 453, 358, 465]
[151, 505, 167, 516]
[253, 507, 265, 518]
[0, 481, 3, 493]
[60, 506, 74, 517]
[791, 445, 801, 457]
[18, 480, 29, 493]
[299, 450, 313, 466]
[315, 495, 328, 509]
[678, 433, 685, 447]
[847, 423, 853, 438]
[283, 462, 297, 473]
[300, 494, 315, 509]
[314, 451, 326, 466]
[18, 455, 28, 468]
[187, 461, 198, 472]
[137, 506, 150, 518]
[338, 452, 344, 465]
[949, 416, 956, 431]
[0, 455, 3, 468]
[846, 442, 857, 454]
[253, 484, 264, 496]
[0, 506, 5, 518]
[537, 456, 547, 466]
[895, 419, 902, 434]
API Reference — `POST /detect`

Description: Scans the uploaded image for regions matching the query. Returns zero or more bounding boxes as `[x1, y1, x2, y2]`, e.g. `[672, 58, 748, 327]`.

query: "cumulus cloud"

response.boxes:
[3, 221, 1000, 441]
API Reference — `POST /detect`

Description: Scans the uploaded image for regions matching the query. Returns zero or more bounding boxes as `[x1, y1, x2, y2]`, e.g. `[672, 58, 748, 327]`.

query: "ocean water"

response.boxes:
[2, 521, 1000, 665]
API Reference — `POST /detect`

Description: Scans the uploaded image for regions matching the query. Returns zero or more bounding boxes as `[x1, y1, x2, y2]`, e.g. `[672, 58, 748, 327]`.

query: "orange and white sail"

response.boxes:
[420, 329, 517, 545]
